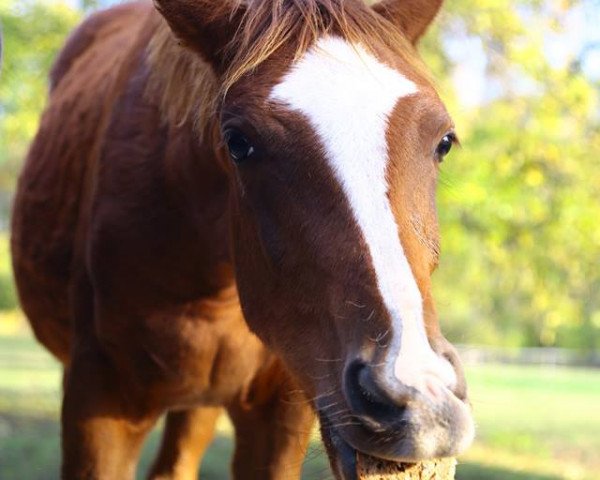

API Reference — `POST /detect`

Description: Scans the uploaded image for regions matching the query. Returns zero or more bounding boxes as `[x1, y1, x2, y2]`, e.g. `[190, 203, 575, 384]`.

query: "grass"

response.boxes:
[1, 332, 599, 480]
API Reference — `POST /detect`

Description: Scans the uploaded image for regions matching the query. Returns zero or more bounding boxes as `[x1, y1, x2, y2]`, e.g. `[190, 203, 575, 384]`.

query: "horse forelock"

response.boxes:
[147, 0, 429, 132]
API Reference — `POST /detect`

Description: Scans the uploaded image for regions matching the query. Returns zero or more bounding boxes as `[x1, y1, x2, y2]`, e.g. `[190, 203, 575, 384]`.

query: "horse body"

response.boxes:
[12, 1, 474, 479]
[16, 0, 274, 408]
[14, 5, 292, 476]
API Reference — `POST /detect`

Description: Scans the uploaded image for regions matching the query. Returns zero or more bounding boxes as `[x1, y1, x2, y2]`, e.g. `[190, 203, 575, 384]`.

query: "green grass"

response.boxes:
[1, 333, 599, 480]
[468, 364, 600, 463]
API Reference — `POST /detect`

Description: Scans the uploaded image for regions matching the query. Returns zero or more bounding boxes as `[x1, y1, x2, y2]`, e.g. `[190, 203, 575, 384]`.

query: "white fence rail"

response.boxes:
[456, 345, 600, 368]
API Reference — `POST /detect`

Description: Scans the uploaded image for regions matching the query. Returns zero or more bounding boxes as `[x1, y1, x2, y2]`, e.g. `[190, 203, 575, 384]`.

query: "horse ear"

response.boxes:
[153, 0, 245, 69]
[372, 0, 444, 45]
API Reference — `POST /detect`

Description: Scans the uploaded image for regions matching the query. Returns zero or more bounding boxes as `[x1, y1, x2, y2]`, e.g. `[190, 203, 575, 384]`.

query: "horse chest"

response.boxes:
[105, 295, 270, 410]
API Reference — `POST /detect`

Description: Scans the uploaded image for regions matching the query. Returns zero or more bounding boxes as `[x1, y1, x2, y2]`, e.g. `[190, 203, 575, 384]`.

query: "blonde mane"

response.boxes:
[147, 0, 423, 132]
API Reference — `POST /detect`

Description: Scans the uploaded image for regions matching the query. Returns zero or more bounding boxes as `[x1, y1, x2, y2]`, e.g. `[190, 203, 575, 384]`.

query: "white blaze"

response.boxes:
[270, 36, 455, 395]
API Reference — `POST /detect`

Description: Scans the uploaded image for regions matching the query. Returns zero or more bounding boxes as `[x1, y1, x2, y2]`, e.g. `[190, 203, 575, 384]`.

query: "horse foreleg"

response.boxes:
[61, 347, 158, 480]
[227, 367, 315, 480]
[147, 406, 221, 480]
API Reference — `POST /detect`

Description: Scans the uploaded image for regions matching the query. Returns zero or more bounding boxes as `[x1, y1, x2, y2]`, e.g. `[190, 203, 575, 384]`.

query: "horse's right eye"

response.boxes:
[224, 129, 255, 164]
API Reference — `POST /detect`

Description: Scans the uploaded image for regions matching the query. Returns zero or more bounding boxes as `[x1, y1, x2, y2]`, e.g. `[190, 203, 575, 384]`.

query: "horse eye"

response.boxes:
[224, 129, 255, 164]
[436, 134, 454, 161]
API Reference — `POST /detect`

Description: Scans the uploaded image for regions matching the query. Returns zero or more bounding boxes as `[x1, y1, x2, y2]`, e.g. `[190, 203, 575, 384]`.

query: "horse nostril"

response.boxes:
[344, 360, 405, 426]
[440, 346, 468, 402]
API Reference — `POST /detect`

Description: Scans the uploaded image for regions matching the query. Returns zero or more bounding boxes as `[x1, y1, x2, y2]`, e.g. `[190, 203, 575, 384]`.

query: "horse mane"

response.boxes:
[147, 22, 217, 130]
[147, 0, 421, 132]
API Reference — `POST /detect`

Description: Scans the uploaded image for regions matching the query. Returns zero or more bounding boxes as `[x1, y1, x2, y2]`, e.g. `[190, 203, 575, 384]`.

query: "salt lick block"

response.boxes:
[357, 453, 457, 480]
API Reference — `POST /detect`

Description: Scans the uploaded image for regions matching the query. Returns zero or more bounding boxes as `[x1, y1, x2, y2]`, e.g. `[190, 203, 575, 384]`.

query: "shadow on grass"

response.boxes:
[0, 412, 61, 480]
[0, 413, 332, 480]
[0, 413, 563, 480]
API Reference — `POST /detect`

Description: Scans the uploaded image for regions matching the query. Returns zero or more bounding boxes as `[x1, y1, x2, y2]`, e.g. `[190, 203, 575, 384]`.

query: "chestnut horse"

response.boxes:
[11, 0, 474, 478]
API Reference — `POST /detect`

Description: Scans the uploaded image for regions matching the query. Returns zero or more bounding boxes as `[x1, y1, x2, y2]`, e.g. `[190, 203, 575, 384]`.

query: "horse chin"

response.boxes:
[320, 418, 440, 480]
[318, 393, 475, 480]
[319, 417, 359, 480]
[319, 417, 410, 480]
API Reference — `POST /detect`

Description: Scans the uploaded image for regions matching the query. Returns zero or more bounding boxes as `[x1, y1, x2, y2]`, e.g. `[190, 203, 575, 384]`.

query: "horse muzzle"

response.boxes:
[317, 359, 475, 479]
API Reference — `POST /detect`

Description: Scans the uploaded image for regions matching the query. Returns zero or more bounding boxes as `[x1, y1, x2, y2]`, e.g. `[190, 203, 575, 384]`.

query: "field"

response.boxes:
[1, 332, 599, 480]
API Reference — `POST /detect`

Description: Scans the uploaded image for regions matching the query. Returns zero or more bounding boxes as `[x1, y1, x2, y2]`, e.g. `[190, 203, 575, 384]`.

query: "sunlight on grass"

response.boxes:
[464, 363, 600, 473]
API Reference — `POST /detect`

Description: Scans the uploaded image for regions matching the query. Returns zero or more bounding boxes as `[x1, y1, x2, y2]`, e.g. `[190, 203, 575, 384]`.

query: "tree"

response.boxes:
[423, 0, 600, 349]
[0, 1, 81, 226]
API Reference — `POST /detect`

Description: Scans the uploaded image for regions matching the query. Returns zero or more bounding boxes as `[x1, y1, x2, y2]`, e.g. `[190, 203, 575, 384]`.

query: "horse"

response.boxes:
[11, 0, 474, 478]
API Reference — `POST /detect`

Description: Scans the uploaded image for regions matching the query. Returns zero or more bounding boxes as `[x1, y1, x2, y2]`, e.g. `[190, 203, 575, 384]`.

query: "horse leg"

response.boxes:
[61, 346, 158, 480]
[147, 406, 221, 480]
[227, 364, 315, 480]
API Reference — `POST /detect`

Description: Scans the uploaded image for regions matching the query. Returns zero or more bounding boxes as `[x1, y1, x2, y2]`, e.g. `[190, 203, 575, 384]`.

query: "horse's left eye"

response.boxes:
[436, 134, 454, 161]
[225, 129, 255, 164]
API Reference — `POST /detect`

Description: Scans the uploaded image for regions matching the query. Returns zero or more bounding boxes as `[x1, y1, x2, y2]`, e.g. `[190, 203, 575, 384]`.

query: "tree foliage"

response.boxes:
[0, 0, 598, 349]
[424, 0, 600, 349]
[0, 1, 80, 223]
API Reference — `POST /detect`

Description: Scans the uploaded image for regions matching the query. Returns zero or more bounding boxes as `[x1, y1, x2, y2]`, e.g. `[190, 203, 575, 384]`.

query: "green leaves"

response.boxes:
[0, 1, 80, 222]
[427, 0, 600, 349]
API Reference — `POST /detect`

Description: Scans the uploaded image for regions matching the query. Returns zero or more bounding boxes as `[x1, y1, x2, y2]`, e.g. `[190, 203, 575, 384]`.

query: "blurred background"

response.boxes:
[0, 0, 599, 479]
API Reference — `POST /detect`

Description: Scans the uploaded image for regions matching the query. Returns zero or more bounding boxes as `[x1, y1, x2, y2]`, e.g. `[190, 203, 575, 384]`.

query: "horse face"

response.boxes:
[155, 0, 474, 469]
[222, 35, 474, 463]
